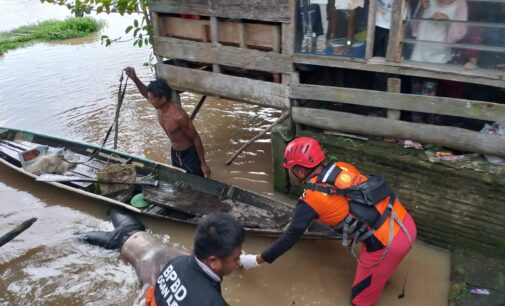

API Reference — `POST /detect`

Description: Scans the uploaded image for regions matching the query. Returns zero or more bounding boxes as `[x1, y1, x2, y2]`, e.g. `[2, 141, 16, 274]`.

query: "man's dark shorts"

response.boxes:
[171, 145, 204, 177]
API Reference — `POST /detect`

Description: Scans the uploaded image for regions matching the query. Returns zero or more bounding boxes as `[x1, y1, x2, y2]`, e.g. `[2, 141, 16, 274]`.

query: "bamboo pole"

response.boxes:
[225, 112, 289, 165]
[0, 218, 37, 247]
[190, 95, 207, 120]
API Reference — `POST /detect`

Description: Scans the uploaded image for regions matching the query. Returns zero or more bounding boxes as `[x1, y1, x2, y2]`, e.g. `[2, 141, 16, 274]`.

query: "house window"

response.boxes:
[402, 0, 505, 72]
[295, 0, 370, 58]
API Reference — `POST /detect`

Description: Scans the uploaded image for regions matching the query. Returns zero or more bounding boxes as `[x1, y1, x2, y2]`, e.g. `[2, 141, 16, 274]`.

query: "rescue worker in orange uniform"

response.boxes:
[239, 137, 417, 305]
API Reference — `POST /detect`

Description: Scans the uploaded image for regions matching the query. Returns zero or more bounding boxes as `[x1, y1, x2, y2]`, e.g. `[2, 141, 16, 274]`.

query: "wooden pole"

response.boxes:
[210, 17, 221, 73]
[386, 0, 406, 62]
[225, 112, 289, 165]
[114, 76, 127, 150]
[0, 218, 37, 247]
[385, 77, 401, 142]
[365, 0, 377, 59]
[387, 78, 401, 120]
[190, 95, 207, 120]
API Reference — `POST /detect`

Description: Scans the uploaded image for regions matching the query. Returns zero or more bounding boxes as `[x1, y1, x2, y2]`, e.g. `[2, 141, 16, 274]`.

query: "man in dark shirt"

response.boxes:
[82, 209, 243, 306]
[147, 213, 244, 306]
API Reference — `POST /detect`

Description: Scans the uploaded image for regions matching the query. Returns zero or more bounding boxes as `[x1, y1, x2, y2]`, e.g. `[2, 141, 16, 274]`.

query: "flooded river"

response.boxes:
[0, 1, 450, 305]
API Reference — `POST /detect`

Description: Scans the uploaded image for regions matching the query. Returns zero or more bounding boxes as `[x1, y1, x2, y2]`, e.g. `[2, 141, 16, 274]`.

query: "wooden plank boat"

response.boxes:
[0, 127, 337, 239]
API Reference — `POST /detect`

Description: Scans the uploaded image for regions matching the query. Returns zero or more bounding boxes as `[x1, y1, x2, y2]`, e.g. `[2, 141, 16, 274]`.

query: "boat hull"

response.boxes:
[0, 127, 338, 239]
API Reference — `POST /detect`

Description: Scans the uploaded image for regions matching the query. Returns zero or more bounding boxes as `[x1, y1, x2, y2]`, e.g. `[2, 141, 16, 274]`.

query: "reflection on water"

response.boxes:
[0, 180, 138, 305]
[0, 1, 451, 305]
[0, 0, 280, 195]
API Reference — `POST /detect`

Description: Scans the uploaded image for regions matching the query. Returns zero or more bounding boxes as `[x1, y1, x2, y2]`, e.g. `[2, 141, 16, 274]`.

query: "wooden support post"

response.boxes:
[284, 0, 296, 54]
[386, 0, 405, 62]
[273, 24, 282, 82]
[365, 0, 377, 59]
[273, 24, 281, 53]
[396, 0, 408, 62]
[210, 17, 221, 73]
[281, 0, 295, 86]
[387, 78, 401, 120]
[238, 22, 246, 48]
[290, 72, 302, 135]
[281, 21, 295, 84]
[225, 112, 290, 165]
[292, 75, 301, 135]
[151, 11, 164, 64]
[190, 95, 207, 120]
[386, 77, 401, 142]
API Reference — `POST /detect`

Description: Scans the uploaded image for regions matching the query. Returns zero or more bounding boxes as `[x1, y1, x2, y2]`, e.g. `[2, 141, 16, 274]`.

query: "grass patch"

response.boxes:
[449, 280, 468, 305]
[0, 17, 103, 55]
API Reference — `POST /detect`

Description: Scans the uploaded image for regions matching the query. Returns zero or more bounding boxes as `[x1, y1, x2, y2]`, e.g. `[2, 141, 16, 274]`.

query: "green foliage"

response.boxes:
[449, 280, 468, 304]
[0, 17, 103, 55]
[40, 0, 152, 48]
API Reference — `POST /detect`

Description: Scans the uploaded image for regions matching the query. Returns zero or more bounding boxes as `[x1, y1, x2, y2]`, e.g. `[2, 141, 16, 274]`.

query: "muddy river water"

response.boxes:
[0, 1, 450, 305]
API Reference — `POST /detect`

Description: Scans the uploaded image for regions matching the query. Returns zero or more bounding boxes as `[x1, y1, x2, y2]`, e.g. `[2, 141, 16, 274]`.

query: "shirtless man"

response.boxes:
[125, 67, 211, 177]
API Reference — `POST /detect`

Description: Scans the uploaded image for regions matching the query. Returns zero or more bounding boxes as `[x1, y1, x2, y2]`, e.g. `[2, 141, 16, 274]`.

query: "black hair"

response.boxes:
[193, 213, 245, 260]
[147, 80, 172, 100]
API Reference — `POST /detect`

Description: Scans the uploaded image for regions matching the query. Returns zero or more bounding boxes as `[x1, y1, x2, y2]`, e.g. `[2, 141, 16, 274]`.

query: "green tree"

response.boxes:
[40, 0, 152, 48]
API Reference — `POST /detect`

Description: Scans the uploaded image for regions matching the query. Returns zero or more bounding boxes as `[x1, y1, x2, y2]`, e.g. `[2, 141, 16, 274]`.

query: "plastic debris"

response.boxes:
[480, 122, 505, 165]
[400, 139, 423, 149]
[469, 288, 490, 295]
[435, 152, 453, 158]
[437, 153, 480, 162]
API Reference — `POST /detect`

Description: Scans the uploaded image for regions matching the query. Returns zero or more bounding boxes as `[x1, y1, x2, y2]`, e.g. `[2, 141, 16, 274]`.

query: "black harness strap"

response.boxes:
[316, 162, 341, 182]
[371, 195, 396, 230]
[305, 183, 334, 194]
[306, 164, 344, 195]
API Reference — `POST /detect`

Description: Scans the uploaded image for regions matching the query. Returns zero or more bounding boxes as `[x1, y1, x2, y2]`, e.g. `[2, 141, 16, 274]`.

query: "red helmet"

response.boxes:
[283, 137, 325, 169]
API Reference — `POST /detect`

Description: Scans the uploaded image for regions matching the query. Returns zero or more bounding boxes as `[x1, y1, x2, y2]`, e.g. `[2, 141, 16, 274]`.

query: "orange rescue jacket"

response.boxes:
[302, 162, 408, 250]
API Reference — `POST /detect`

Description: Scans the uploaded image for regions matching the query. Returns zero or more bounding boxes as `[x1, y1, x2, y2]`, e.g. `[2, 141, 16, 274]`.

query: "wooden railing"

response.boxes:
[290, 81, 505, 158]
[150, 0, 290, 23]
[150, 1, 295, 109]
[155, 64, 290, 109]
[153, 37, 292, 74]
[149, 0, 505, 158]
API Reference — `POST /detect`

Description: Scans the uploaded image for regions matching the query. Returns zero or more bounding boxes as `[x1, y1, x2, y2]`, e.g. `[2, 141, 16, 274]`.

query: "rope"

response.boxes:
[58, 71, 129, 165]
[398, 250, 413, 299]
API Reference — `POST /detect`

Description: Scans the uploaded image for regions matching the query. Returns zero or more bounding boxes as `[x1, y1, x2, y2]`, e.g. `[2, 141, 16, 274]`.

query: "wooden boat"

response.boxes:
[0, 127, 337, 239]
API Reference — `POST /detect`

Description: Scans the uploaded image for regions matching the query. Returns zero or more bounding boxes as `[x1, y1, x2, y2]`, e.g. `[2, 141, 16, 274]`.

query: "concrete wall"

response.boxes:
[272, 129, 505, 257]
